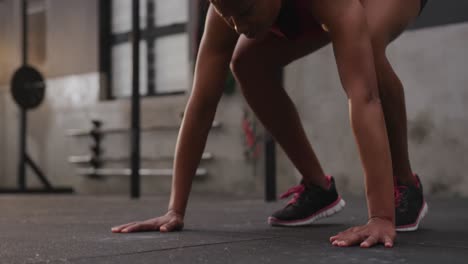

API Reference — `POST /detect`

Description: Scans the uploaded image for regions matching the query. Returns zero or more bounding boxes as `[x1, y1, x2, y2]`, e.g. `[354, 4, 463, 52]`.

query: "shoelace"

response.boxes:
[394, 175, 418, 208]
[280, 184, 306, 206]
[394, 185, 408, 208]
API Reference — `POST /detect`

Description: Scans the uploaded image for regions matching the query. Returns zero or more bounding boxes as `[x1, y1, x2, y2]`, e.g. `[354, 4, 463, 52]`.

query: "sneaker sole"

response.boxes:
[268, 197, 346, 227]
[396, 202, 428, 232]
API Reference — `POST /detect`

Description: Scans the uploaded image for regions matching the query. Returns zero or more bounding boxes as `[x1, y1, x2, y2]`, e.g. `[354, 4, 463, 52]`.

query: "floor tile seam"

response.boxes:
[59, 236, 281, 262]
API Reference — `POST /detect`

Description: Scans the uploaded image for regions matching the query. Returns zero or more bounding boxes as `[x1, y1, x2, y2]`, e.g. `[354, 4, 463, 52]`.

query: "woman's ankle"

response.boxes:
[303, 174, 331, 190]
[394, 172, 418, 186]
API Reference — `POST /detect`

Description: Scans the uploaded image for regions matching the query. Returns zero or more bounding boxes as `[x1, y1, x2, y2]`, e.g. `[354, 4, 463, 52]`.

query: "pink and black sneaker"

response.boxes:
[395, 174, 428, 232]
[268, 176, 346, 226]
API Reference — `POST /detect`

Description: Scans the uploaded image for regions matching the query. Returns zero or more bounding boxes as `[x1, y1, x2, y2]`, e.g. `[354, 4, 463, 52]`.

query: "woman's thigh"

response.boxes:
[231, 24, 330, 70]
[361, 0, 421, 47]
[231, 0, 421, 77]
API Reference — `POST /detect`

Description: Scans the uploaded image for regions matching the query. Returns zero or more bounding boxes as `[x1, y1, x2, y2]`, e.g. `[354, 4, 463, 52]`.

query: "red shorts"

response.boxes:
[270, 0, 429, 39]
[269, 0, 321, 40]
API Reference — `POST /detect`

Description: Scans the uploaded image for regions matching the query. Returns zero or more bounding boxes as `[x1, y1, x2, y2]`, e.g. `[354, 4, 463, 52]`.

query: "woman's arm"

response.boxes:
[310, 0, 395, 247]
[111, 5, 238, 233]
[168, 5, 239, 217]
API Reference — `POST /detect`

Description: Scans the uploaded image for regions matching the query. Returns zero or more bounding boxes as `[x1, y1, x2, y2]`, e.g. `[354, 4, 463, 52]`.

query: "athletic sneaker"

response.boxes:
[268, 176, 346, 226]
[395, 174, 428, 232]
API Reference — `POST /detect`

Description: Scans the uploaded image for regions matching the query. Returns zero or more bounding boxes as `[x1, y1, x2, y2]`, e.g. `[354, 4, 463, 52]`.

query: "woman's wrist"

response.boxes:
[368, 215, 394, 225]
[366, 181, 395, 224]
[168, 207, 185, 217]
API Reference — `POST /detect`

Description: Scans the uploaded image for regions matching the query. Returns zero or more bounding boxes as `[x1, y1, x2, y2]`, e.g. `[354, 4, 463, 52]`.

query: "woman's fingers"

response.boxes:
[111, 218, 163, 233]
[330, 233, 348, 244]
[111, 222, 138, 233]
[121, 221, 159, 233]
[333, 232, 365, 247]
[330, 230, 350, 242]
[111, 214, 184, 233]
[360, 235, 379, 248]
[330, 226, 364, 243]
[120, 223, 141, 233]
[382, 235, 394, 248]
[333, 232, 392, 248]
[332, 217, 396, 248]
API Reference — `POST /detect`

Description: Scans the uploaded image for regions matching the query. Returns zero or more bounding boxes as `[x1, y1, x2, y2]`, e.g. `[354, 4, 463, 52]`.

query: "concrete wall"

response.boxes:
[281, 22, 468, 196]
[45, 0, 99, 76]
[0, 0, 99, 85]
[0, 91, 5, 186]
[0, 0, 21, 86]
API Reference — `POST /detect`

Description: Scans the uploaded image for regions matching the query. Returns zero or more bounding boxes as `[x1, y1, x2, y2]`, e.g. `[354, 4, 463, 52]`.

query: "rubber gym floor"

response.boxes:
[1, 194, 467, 264]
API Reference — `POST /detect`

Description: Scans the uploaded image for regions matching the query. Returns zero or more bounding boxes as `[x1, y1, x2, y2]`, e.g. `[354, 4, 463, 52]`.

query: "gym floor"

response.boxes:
[2, 195, 467, 264]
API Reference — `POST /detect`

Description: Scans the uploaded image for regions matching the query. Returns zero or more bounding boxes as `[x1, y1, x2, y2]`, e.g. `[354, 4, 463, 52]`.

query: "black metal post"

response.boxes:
[146, 0, 156, 95]
[130, 0, 141, 199]
[18, 0, 28, 190]
[265, 133, 276, 202]
[98, 0, 112, 99]
[265, 69, 283, 202]
[25, 154, 52, 188]
[18, 110, 27, 190]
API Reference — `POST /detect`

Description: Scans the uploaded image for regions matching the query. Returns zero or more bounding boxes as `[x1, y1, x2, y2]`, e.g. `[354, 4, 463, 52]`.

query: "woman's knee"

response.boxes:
[230, 48, 257, 83]
[373, 44, 395, 80]
[372, 44, 387, 70]
[372, 45, 405, 98]
[373, 48, 388, 82]
[371, 42, 391, 80]
[346, 85, 382, 106]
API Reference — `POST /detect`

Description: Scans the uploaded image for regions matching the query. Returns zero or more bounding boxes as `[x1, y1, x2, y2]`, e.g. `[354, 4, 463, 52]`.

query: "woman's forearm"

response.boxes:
[338, 41, 395, 222]
[323, 2, 395, 223]
[168, 99, 219, 216]
[340, 36, 395, 222]
[167, 4, 238, 217]
[349, 99, 395, 222]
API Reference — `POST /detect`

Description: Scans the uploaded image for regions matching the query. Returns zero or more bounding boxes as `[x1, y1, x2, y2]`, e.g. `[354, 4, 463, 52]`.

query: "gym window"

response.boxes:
[100, 0, 190, 99]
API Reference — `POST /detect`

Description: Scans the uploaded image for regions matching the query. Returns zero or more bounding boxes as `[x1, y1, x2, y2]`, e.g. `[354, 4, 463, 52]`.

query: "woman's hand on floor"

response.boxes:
[330, 217, 396, 248]
[111, 210, 184, 233]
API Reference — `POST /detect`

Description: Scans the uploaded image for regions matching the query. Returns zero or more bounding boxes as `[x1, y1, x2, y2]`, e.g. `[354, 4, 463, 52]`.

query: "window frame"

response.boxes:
[99, 0, 189, 100]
